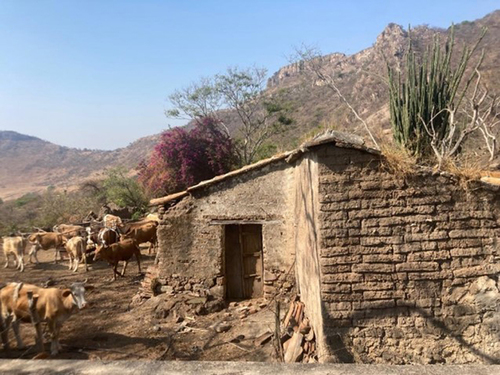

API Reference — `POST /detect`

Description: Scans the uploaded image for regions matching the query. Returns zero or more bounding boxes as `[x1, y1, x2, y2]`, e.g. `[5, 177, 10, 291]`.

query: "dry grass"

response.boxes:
[380, 144, 417, 177]
[440, 157, 483, 190]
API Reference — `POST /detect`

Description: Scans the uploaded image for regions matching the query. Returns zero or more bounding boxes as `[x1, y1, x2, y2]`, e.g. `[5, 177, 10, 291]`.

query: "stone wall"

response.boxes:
[315, 144, 500, 364]
[156, 161, 296, 300]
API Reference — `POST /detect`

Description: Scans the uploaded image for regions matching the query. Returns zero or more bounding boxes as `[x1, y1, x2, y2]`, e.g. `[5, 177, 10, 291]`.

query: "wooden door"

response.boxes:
[224, 224, 263, 299]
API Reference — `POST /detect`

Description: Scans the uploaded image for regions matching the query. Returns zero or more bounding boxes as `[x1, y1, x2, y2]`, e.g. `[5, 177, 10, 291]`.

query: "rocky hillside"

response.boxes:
[2, 10, 499, 200]
[0, 131, 160, 200]
[263, 10, 500, 150]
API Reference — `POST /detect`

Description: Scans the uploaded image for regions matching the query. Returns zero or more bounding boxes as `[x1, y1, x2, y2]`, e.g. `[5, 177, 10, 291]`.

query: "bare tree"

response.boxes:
[291, 45, 380, 149]
[420, 69, 500, 168]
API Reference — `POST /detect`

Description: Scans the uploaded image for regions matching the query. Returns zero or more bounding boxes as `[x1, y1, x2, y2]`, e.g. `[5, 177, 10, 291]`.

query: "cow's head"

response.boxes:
[64, 282, 88, 310]
[93, 244, 108, 261]
[28, 233, 40, 244]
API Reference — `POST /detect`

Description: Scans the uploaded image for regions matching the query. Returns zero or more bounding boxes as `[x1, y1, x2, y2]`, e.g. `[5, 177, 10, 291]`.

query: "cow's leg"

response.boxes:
[121, 260, 129, 276]
[73, 256, 80, 272]
[16, 255, 24, 272]
[112, 263, 119, 281]
[83, 251, 88, 272]
[29, 246, 40, 264]
[54, 248, 59, 264]
[48, 320, 59, 355]
[3, 254, 8, 269]
[68, 255, 73, 270]
[136, 251, 142, 274]
[11, 319, 26, 349]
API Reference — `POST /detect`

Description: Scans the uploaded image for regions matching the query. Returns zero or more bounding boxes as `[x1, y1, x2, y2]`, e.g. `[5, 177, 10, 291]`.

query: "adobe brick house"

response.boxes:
[152, 131, 500, 364]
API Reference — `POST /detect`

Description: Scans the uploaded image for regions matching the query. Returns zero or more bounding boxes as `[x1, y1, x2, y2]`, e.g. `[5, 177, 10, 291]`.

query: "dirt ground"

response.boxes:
[0, 246, 279, 362]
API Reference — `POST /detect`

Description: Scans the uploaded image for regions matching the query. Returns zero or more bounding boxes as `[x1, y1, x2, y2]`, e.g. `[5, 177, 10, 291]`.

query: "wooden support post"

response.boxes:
[0, 299, 10, 351]
[27, 291, 44, 354]
[275, 300, 284, 362]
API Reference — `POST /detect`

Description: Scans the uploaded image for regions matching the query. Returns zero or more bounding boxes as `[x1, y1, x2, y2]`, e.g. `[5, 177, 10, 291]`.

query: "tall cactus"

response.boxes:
[387, 26, 485, 160]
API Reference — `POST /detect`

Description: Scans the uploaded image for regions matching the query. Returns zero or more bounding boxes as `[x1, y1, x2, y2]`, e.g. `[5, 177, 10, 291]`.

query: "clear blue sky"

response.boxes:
[1, 0, 499, 150]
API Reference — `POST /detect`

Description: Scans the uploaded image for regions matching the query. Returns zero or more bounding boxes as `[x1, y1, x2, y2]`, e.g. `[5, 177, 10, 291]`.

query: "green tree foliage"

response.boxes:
[166, 66, 293, 166]
[387, 26, 486, 161]
[101, 168, 148, 215]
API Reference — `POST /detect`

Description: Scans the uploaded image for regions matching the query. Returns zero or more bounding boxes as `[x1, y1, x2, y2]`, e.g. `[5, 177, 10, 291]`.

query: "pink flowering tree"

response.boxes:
[138, 117, 237, 197]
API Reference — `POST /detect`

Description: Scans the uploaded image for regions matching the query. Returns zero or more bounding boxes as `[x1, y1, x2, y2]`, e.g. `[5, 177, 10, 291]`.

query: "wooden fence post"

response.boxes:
[27, 291, 44, 354]
[0, 299, 10, 351]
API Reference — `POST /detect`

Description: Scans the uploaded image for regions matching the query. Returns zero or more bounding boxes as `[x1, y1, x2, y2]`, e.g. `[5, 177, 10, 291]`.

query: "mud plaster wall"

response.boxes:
[157, 162, 296, 297]
[315, 144, 500, 364]
[293, 152, 328, 360]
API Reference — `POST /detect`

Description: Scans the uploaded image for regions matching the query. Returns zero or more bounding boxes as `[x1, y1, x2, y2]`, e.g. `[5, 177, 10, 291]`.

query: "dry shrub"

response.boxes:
[441, 156, 483, 190]
[380, 144, 417, 177]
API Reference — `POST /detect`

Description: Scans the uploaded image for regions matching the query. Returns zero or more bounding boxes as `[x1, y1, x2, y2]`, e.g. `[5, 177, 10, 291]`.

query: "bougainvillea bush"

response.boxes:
[138, 117, 237, 197]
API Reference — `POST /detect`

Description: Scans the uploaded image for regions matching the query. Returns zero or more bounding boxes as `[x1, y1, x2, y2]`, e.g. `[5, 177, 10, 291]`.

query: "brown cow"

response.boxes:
[2, 237, 26, 272]
[0, 281, 88, 355]
[120, 221, 158, 254]
[93, 239, 141, 281]
[28, 232, 66, 264]
[63, 236, 88, 272]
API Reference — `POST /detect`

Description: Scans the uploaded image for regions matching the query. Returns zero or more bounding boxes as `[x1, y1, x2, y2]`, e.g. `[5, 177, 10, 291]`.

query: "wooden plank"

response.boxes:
[210, 220, 282, 225]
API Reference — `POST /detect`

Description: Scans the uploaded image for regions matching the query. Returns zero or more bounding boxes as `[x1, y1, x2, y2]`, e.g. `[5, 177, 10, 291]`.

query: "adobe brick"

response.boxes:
[352, 263, 394, 273]
[396, 262, 439, 272]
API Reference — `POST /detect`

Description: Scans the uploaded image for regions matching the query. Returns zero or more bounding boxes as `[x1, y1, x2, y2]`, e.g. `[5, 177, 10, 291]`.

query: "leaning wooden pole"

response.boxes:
[0, 299, 10, 351]
[27, 291, 44, 354]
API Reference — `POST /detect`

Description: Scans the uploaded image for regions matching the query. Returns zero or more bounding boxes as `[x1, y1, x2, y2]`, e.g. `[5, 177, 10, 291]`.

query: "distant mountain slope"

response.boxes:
[0, 131, 160, 200]
[2, 10, 499, 200]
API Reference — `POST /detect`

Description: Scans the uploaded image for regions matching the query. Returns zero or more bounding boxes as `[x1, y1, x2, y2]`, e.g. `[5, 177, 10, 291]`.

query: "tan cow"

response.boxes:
[0, 281, 88, 355]
[63, 236, 88, 272]
[53, 224, 86, 239]
[103, 214, 122, 229]
[2, 237, 26, 272]
[120, 221, 158, 254]
[28, 232, 67, 264]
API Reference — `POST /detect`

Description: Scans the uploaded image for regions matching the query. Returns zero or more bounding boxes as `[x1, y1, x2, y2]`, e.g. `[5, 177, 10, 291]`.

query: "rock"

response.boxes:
[152, 325, 161, 332]
[264, 270, 279, 282]
[229, 302, 239, 308]
[204, 278, 216, 288]
[214, 322, 232, 333]
[186, 297, 207, 305]
[205, 299, 225, 314]
[209, 285, 224, 298]
[254, 331, 273, 346]
[160, 285, 174, 294]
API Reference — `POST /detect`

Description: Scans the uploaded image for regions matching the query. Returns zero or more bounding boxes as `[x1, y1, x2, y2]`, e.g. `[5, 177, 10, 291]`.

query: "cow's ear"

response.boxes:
[62, 289, 72, 298]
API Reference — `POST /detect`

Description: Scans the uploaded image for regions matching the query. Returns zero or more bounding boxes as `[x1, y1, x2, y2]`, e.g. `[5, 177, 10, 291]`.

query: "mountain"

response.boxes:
[0, 131, 160, 201]
[2, 10, 499, 200]
[262, 10, 500, 150]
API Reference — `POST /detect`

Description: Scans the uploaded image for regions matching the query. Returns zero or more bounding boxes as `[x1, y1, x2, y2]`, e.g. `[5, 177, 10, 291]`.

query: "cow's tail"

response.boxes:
[13, 282, 23, 303]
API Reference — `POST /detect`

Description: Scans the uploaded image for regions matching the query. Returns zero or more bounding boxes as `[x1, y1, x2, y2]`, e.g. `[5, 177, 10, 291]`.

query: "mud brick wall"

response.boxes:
[315, 145, 500, 364]
[156, 162, 296, 299]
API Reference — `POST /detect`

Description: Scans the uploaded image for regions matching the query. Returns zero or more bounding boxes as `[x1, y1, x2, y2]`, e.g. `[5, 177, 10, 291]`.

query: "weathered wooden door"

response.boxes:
[224, 224, 263, 299]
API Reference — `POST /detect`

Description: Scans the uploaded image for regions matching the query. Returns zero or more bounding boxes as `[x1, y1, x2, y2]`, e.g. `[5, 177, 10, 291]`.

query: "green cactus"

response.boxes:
[387, 26, 485, 161]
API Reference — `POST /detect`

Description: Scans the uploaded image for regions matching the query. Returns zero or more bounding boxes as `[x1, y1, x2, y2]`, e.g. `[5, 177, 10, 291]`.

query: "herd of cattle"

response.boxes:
[0, 214, 158, 355]
[2, 213, 158, 277]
